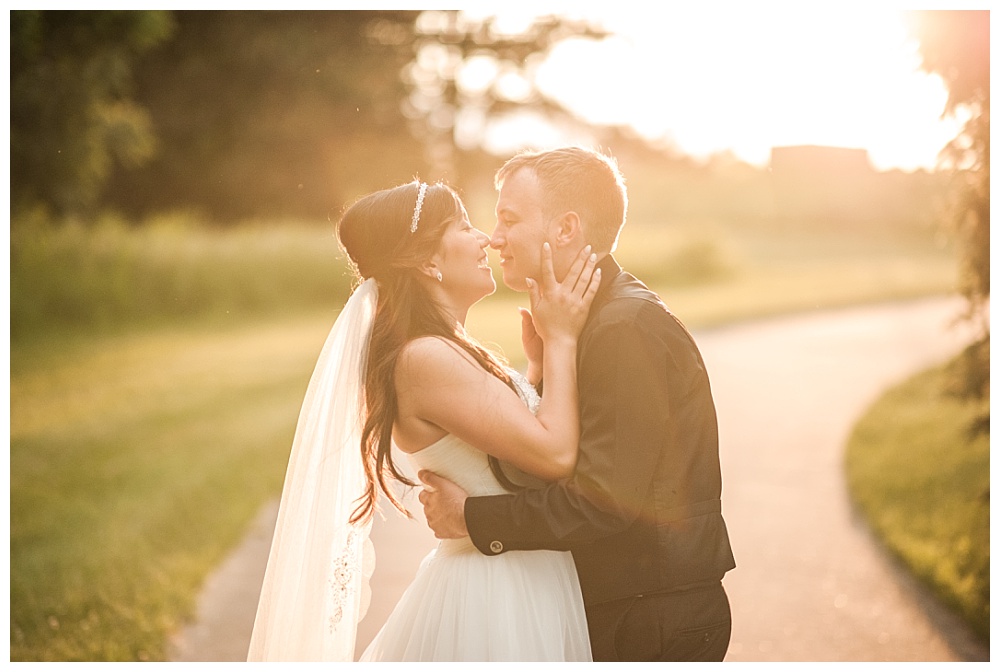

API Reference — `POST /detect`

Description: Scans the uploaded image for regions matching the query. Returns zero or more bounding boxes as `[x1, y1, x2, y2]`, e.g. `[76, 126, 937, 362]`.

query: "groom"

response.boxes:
[419, 147, 736, 661]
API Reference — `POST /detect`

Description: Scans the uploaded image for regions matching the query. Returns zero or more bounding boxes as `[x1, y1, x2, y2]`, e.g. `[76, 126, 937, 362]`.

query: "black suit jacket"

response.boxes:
[465, 256, 736, 605]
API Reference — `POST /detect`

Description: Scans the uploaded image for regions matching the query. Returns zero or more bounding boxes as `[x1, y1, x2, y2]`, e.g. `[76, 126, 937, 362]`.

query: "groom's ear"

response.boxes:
[551, 211, 582, 248]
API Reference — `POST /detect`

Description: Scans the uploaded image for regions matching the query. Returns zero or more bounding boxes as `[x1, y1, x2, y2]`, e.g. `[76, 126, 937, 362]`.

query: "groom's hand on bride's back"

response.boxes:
[418, 471, 470, 539]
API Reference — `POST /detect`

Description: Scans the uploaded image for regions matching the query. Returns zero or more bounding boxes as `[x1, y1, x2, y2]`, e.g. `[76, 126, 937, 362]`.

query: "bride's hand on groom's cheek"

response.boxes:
[418, 470, 470, 539]
[528, 243, 600, 344]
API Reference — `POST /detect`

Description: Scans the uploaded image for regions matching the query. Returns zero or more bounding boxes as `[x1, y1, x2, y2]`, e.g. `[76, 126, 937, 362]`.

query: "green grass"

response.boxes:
[10, 314, 334, 660]
[10, 214, 961, 660]
[845, 363, 990, 642]
[10, 213, 354, 342]
[11, 212, 955, 343]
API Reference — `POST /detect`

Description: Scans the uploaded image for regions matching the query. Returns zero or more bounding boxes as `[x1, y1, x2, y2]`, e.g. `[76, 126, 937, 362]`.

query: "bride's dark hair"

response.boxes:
[338, 180, 517, 524]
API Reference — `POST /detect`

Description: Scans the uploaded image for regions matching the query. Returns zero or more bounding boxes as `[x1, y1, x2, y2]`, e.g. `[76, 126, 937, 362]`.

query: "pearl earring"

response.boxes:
[436, 271, 443, 282]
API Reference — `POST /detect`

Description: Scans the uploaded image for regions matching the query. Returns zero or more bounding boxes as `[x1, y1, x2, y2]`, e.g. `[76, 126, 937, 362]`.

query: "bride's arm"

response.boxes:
[519, 306, 544, 387]
[396, 247, 599, 481]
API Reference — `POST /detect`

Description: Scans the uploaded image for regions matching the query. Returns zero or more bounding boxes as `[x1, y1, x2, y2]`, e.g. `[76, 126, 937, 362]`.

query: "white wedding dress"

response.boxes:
[359, 375, 592, 662]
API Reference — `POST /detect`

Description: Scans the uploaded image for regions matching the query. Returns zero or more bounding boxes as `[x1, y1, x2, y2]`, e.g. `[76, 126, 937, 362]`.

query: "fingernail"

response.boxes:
[590, 253, 597, 262]
[585, 245, 592, 253]
[543, 242, 550, 250]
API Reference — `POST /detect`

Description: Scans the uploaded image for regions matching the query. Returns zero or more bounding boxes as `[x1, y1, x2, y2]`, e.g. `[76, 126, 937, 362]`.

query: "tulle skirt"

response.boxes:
[360, 537, 592, 662]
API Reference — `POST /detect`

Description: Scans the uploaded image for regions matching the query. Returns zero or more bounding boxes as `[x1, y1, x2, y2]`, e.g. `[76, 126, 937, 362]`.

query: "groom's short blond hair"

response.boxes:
[495, 146, 628, 253]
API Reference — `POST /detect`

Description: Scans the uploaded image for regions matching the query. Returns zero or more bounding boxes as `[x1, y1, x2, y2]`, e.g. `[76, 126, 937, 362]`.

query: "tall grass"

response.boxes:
[11, 212, 355, 342]
[12, 209, 954, 342]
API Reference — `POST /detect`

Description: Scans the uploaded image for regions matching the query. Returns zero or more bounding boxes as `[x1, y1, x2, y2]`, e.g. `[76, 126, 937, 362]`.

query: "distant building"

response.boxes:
[771, 145, 872, 175]
[770, 145, 875, 225]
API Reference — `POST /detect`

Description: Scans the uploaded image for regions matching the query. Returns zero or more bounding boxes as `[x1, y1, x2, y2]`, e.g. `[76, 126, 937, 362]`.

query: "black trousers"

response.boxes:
[586, 582, 732, 662]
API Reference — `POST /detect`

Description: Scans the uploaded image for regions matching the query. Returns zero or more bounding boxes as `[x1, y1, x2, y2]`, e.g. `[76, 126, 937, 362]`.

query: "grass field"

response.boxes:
[10, 315, 334, 660]
[10, 215, 961, 660]
[845, 363, 990, 642]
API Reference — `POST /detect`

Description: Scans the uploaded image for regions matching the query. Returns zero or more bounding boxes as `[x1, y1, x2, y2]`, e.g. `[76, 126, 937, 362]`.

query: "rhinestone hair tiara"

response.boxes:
[410, 181, 429, 233]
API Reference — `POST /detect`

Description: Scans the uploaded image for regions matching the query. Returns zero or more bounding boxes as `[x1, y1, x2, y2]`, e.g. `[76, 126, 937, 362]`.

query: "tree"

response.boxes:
[15, 11, 608, 222]
[108, 11, 428, 222]
[10, 10, 174, 217]
[909, 10, 989, 432]
[108, 10, 607, 222]
[401, 11, 608, 183]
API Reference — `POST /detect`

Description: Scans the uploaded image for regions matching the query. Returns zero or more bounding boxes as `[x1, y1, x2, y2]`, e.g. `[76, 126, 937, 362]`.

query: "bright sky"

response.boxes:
[455, 2, 966, 171]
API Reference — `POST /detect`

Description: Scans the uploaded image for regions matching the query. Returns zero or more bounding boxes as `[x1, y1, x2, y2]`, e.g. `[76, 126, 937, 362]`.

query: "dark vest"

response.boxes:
[466, 256, 736, 605]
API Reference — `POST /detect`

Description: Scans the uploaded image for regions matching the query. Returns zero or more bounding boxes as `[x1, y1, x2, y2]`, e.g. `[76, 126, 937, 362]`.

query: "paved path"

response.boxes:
[169, 296, 987, 662]
[696, 297, 985, 662]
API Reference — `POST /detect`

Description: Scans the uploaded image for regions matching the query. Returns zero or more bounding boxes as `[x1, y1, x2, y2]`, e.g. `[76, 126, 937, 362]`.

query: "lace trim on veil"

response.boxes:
[247, 279, 379, 661]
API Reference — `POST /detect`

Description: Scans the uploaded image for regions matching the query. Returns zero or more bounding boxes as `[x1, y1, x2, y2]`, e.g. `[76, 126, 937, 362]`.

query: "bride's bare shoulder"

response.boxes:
[396, 336, 481, 385]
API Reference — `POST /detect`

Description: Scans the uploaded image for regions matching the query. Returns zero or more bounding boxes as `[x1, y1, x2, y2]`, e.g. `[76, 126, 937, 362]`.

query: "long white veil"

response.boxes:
[247, 279, 378, 661]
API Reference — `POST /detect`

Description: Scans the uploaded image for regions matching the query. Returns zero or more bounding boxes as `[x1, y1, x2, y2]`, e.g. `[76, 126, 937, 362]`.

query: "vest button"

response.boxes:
[489, 540, 504, 554]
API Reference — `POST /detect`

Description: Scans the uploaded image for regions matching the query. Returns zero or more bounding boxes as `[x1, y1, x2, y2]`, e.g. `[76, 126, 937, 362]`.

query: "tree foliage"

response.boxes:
[13, 10, 607, 223]
[11, 11, 175, 217]
[108, 11, 426, 222]
[109, 10, 609, 221]
[909, 10, 989, 430]
[402, 12, 607, 179]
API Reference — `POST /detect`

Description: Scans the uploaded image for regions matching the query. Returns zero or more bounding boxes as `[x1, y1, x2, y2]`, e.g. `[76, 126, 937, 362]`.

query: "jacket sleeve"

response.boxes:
[465, 307, 673, 555]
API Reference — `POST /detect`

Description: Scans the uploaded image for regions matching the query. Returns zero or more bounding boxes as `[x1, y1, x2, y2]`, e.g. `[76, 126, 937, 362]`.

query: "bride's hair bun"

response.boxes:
[337, 181, 461, 281]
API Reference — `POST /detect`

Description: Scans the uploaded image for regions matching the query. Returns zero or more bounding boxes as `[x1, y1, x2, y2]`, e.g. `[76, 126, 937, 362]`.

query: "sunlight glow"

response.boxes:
[460, 3, 963, 171]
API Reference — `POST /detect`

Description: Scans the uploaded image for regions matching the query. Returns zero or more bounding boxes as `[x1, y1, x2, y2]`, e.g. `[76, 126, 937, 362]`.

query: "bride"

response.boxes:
[247, 180, 600, 661]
